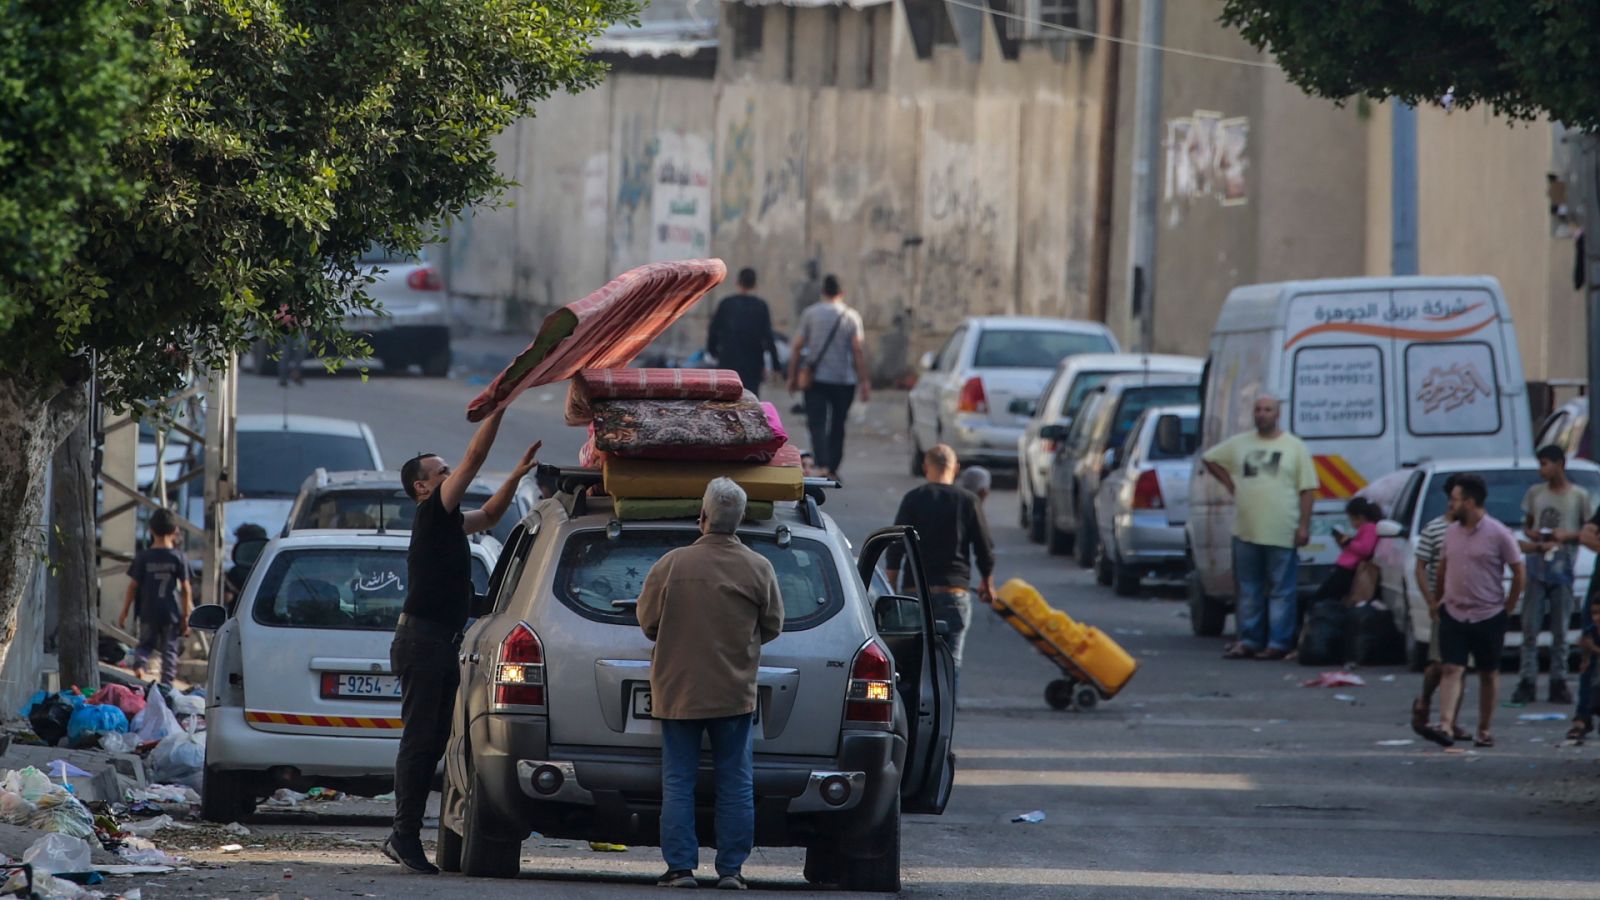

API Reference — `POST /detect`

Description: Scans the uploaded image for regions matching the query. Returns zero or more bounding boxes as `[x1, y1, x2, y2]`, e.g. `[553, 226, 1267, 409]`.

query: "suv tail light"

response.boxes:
[957, 377, 988, 414]
[1132, 469, 1164, 509]
[844, 639, 894, 728]
[493, 622, 546, 709]
[406, 266, 443, 291]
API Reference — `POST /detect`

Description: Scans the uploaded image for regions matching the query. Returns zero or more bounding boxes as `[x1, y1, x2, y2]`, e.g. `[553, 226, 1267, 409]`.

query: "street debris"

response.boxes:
[1256, 803, 1368, 812]
[23, 833, 92, 875]
[1376, 739, 1416, 747]
[224, 822, 250, 836]
[219, 843, 243, 853]
[588, 841, 627, 852]
[1517, 713, 1566, 722]
[1301, 671, 1366, 688]
[1332, 694, 1358, 703]
[1011, 810, 1046, 823]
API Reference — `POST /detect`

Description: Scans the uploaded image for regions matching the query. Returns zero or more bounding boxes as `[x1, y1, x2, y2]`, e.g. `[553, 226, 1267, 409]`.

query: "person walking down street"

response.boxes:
[1425, 474, 1525, 749]
[117, 509, 192, 685]
[1511, 445, 1590, 706]
[1411, 475, 1468, 742]
[707, 267, 781, 397]
[887, 444, 996, 697]
[637, 478, 784, 890]
[1201, 395, 1318, 660]
[383, 413, 541, 876]
[787, 275, 870, 480]
[956, 466, 993, 507]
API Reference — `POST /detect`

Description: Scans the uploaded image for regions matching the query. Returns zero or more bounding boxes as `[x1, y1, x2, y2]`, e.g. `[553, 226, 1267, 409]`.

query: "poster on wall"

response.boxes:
[1292, 345, 1384, 438]
[650, 131, 712, 262]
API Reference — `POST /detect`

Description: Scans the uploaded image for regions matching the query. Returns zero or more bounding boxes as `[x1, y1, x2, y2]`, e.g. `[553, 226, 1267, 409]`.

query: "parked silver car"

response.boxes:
[1016, 353, 1202, 543]
[907, 317, 1118, 473]
[1092, 405, 1200, 596]
[1044, 373, 1201, 566]
[283, 468, 530, 547]
[439, 479, 956, 891]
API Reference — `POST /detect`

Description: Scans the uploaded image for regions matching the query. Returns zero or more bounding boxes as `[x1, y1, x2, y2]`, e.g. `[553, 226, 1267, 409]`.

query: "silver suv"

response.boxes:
[438, 475, 956, 891]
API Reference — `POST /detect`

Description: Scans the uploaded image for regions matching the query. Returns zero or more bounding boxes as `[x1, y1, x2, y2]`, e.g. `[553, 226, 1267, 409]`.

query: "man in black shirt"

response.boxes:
[886, 444, 996, 697]
[707, 267, 780, 396]
[383, 409, 540, 875]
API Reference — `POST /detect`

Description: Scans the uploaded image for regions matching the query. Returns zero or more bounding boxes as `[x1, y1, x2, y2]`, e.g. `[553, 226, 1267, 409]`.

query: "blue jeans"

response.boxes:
[1577, 658, 1597, 723]
[660, 713, 755, 876]
[1232, 538, 1299, 653]
[930, 588, 972, 698]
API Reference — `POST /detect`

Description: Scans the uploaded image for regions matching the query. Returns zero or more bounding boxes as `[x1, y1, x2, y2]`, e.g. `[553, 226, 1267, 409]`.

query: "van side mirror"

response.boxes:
[919, 351, 937, 372]
[1009, 397, 1037, 417]
[188, 604, 228, 631]
[1376, 519, 1406, 539]
[1040, 424, 1071, 442]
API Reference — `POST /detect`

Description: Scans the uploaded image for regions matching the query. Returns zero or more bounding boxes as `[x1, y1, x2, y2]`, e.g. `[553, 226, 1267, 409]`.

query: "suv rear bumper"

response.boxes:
[468, 714, 905, 851]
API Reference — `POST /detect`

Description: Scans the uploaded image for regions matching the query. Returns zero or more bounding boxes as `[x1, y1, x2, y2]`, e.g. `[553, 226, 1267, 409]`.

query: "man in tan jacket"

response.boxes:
[637, 477, 784, 890]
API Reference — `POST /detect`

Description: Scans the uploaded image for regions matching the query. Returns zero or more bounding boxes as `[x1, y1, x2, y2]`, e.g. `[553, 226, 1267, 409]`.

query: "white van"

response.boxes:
[1186, 276, 1532, 635]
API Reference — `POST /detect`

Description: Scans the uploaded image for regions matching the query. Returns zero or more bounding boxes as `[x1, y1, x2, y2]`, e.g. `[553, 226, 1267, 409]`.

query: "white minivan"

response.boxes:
[1186, 276, 1533, 635]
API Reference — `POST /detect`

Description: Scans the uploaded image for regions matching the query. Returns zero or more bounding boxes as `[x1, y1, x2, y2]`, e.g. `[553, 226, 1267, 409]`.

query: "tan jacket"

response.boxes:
[637, 533, 785, 720]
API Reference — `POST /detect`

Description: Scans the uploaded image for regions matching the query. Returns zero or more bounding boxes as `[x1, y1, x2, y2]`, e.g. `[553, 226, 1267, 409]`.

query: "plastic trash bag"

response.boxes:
[150, 721, 205, 789]
[169, 692, 204, 718]
[5, 766, 59, 804]
[29, 791, 97, 840]
[1296, 600, 1346, 666]
[27, 692, 83, 747]
[89, 684, 147, 720]
[99, 732, 140, 754]
[22, 833, 91, 875]
[133, 684, 180, 744]
[66, 703, 129, 746]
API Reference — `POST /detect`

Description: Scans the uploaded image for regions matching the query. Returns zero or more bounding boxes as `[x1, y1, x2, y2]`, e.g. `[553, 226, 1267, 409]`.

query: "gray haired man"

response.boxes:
[637, 478, 785, 889]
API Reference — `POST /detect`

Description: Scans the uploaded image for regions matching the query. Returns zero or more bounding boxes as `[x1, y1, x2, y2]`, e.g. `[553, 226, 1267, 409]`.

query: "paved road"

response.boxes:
[195, 369, 1600, 899]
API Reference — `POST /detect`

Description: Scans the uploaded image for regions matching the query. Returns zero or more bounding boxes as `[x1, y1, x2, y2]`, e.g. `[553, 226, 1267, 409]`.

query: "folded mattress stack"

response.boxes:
[566, 368, 804, 519]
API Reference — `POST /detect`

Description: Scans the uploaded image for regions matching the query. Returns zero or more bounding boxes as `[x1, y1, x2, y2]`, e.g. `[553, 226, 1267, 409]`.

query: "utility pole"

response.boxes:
[1391, 104, 1419, 276]
[1127, 0, 1164, 352]
[1581, 134, 1600, 461]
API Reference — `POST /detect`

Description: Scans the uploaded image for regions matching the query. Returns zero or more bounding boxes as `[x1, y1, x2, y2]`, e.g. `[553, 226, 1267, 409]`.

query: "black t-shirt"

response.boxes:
[129, 548, 189, 624]
[404, 493, 472, 630]
[888, 483, 996, 589]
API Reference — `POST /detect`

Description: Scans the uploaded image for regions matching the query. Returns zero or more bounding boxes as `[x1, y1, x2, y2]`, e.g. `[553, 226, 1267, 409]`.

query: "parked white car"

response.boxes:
[907, 317, 1118, 474]
[1371, 458, 1599, 670]
[191, 530, 498, 822]
[226, 414, 384, 557]
[1017, 353, 1201, 543]
[1093, 404, 1201, 596]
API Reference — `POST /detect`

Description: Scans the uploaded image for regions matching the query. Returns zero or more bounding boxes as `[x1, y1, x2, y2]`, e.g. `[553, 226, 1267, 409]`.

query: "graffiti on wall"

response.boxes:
[719, 101, 755, 226]
[1164, 110, 1248, 222]
[613, 116, 660, 257]
[920, 162, 1004, 317]
[651, 131, 712, 261]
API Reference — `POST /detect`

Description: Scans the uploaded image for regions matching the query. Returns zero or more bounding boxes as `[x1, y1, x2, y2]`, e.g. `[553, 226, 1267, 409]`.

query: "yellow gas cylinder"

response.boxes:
[1073, 625, 1139, 695]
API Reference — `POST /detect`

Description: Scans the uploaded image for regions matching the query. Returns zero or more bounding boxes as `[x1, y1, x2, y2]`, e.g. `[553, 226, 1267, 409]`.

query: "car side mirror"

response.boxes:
[1102, 448, 1119, 473]
[188, 604, 228, 631]
[1154, 414, 1184, 456]
[1376, 519, 1405, 539]
[1009, 397, 1037, 417]
[934, 619, 952, 637]
[874, 594, 922, 634]
[232, 538, 266, 568]
[1040, 424, 1070, 442]
[919, 351, 937, 372]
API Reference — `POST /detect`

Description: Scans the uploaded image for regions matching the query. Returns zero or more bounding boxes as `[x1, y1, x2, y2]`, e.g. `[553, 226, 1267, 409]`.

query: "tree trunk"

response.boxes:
[0, 372, 87, 693]
[53, 401, 97, 692]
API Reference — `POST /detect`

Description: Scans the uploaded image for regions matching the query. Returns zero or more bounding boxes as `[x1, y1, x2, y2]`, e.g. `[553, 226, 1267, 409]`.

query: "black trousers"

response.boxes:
[730, 363, 764, 398]
[804, 381, 856, 473]
[390, 627, 461, 837]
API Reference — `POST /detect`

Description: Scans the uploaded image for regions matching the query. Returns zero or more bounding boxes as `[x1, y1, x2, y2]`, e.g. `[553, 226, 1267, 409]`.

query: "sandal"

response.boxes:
[1257, 648, 1289, 661]
[1222, 643, 1256, 660]
[1566, 720, 1592, 742]
[1451, 725, 1472, 742]
[1418, 724, 1454, 748]
[1409, 699, 1430, 737]
[1473, 731, 1494, 748]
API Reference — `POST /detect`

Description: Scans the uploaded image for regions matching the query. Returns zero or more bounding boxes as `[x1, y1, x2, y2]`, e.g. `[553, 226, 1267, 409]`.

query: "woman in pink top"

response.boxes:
[1308, 498, 1383, 606]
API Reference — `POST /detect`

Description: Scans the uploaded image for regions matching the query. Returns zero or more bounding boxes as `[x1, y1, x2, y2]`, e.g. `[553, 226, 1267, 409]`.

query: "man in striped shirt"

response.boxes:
[1412, 474, 1466, 742]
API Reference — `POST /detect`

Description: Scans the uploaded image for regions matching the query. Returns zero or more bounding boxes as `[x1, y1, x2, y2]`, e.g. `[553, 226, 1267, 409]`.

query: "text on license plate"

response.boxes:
[325, 673, 402, 699]
[632, 688, 759, 723]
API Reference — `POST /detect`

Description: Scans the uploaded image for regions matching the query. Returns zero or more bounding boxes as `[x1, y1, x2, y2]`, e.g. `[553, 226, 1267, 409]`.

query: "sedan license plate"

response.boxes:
[323, 673, 402, 700]
[631, 688, 759, 723]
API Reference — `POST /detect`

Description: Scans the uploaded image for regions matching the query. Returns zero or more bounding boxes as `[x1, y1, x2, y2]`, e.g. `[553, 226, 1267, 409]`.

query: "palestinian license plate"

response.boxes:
[631, 688, 760, 723]
[324, 673, 402, 700]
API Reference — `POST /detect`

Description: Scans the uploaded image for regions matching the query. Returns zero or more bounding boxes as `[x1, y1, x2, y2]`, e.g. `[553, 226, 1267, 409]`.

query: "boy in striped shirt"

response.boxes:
[1411, 474, 1466, 741]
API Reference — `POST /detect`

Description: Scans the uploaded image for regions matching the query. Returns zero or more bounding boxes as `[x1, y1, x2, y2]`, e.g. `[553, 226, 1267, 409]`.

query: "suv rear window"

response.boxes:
[296, 489, 513, 544]
[252, 548, 488, 630]
[555, 530, 844, 631]
[974, 330, 1113, 369]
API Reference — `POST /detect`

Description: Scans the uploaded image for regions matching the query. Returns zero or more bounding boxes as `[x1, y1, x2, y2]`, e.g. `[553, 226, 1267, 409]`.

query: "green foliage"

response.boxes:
[1219, 1, 1600, 129]
[1, 0, 638, 413]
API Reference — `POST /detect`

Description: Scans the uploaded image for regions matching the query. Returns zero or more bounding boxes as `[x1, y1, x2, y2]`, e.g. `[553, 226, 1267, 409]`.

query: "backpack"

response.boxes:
[1343, 601, 1406, 666]
[1297, 600, 1346, 666]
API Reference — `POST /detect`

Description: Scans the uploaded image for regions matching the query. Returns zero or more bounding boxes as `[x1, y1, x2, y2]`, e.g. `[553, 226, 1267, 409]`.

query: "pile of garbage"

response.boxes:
[22, 683, 205, 790]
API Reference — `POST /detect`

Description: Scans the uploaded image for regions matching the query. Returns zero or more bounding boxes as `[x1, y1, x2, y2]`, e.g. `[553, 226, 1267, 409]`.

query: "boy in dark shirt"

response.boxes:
[1566, 597, 1600, 742]
[118, 509, 191, 685]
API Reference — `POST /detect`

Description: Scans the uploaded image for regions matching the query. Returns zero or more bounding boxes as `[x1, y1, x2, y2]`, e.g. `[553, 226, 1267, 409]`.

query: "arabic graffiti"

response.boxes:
[1417, 363, 1492, 414]
[1312, 298, 1481, 325]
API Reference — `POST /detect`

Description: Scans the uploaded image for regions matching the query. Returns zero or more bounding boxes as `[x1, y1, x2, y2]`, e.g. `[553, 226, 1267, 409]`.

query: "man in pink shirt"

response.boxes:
[1430, 474, 1525, 748]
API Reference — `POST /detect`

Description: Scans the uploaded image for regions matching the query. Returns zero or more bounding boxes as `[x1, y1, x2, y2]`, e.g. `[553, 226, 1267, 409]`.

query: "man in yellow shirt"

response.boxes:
[1202, 395, 1319, 660]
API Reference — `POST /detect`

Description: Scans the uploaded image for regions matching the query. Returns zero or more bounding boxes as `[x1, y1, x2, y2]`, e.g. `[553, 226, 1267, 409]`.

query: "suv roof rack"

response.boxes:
[536, 463, 840, 524]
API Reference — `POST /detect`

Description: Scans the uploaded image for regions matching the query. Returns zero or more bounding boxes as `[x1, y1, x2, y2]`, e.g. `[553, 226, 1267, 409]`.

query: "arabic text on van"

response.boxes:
[1311, 297, 1476, 325]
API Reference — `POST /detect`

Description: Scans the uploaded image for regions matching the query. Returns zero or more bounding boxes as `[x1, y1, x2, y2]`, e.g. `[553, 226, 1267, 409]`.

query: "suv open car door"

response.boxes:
[856, 526, 956, 815]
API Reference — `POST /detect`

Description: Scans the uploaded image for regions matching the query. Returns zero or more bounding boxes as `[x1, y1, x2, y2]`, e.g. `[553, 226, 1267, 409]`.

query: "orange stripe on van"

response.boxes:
[1283, 315, 1495, 350]
[1313, 455, 1367, 499]
[245, 710, 403, 730]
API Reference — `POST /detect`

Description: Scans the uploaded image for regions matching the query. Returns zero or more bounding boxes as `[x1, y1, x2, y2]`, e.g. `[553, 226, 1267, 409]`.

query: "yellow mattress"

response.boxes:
[613, 498, 775, 521]
[602, 458, 803, 502]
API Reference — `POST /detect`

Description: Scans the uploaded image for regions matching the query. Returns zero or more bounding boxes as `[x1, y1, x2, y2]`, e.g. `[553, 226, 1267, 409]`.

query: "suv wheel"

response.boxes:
[460, 774, 522, 878]
[1046, 503, 1074, 556]
[1074, 506, 1097, 568]
[200, 768, 257, 823]
[1187, 570, 1228, 637]
[803, 843, 842, 887]
[1028, 494, 1049, 544]
[1094, 544, 1113, 586]
[839, 804, 902, 892]
[421, 347, 452, 378]
[436, 784, 464, 873]
[1112, 560, 1141, 597]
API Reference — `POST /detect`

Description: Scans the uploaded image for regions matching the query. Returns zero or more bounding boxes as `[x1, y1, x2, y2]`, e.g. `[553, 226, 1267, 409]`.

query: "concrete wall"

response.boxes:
[447, 1, 1108, 378]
